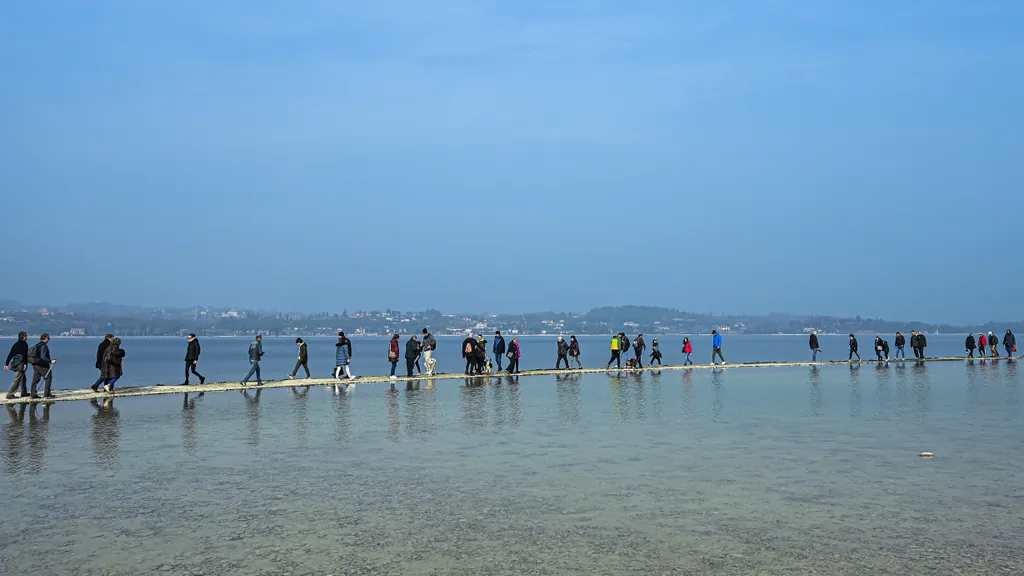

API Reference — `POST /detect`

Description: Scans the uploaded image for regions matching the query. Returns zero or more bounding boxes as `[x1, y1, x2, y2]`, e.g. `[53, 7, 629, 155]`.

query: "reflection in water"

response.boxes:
[1005, 361, 1020, 413]
[26, 402, 51, 475]
[492, 376, 522, 429]
[403, 380, 436, 440]
[847, 364, 862, 418]
[808, 367, 822, 417]
[460, 379, 487, 431]
[90, 398, 120, 468]
[682, 371, 694, 420]
[333, 386, 352, 442]
[965, 361, 981, 416]
[290, 387, 310, 446]
[182, 392, 203, 455]
[242, 388, 261, 448]
[387, 387, 401, 443]
[874, 363, 892, 418]
[649, 370, 663, 419]
[711, 369, 724, 421]
[910, 362, 930, 423]
[556, 373, 581, 424]
[3, 404, 26, 474]
[608, 372, 648, 421]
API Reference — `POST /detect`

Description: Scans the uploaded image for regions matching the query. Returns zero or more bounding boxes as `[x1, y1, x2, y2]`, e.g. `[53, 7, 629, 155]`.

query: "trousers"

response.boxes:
[242, 361, 262, 384]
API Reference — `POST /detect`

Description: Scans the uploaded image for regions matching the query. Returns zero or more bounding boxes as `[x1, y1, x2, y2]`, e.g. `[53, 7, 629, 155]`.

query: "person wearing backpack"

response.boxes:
[241, 334, 264, 386]
[90, 334, 115, 391]
[4, 331, 30, 399]
[421, 329, 438, 375]
[632, 334, 646, 368]
[555, 336, 570, 369]
[606, 333, 622, 369]
[568, 335, 582, 369]
[493, 331, 506, 372]
[620, 333, 632, 364]
[388, 334, 401, 378]
[29, 333, 57, 399]
[462, 335, 477, 375]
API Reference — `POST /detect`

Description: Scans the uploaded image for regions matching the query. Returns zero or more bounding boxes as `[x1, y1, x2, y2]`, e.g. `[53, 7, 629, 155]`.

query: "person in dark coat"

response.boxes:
[988, 332, 999, 357]
[910, 331, 920, 358]
[183, 333, 206, 385]
[1004, 330, 1016, 358]
[289, 337, 310, 379]
[422, 329, 438, 376]
[334, 332, 353, 379]
[29, 333, 56, 399]
[881, 339, 890, 361]
[493, 331, 506, 372]
[405, 335, 420, 377]
[389, 334, 401, 378]
[462, 335, 478, 375]
[874, 336, 885, 361]
[809, 332, 821, 362]
[242, 334, 265, 386]
[650, 338, 663, 366]
[917, 331, 928, 359]
[506, 338, 521, 374]
[4, 331, 30, 399]
[965, 333, 976, 358]
[568, 335, 582, 369]
[894, 332, 906, 360]
[92, 334, 114, 391]
[556, 336, 570, 369]
[620, 333, 632, 363]
[848, 334, 860, 362]
[632, 334, 646, 369]
[100, 338, 126, 392]
[473, 335, 488, 374]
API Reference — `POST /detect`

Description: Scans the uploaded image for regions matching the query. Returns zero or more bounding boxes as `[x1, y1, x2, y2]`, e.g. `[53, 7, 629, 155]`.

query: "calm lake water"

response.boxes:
[1, 337, 1022, 574]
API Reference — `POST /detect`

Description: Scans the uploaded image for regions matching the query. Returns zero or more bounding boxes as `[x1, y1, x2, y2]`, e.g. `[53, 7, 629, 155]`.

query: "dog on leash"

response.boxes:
[625, 358, 639, 369]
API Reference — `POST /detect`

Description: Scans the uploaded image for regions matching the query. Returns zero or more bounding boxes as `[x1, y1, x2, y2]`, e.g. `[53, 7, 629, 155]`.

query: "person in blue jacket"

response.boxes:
[711, 330, 726, 365]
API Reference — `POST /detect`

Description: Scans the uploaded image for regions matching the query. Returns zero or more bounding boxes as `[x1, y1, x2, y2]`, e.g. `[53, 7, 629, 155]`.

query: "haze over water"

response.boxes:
[2, 338, 1022, 574]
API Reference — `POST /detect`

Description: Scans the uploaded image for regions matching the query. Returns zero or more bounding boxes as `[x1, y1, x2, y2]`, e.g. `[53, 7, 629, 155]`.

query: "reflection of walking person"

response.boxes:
[711, 330, 726, 365]
[289, 337, 310, 379]
[848, 334, 860, 361]
[183, 333, 206, 385]
[241, 335, 264, 386]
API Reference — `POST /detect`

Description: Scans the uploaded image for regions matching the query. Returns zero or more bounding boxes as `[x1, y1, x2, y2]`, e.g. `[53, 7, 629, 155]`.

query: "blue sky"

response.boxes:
[1, 1, 1021, 324]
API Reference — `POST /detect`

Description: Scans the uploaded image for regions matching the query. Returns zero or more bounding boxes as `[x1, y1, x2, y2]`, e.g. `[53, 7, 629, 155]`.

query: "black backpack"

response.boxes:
[27, 343, 41, 365]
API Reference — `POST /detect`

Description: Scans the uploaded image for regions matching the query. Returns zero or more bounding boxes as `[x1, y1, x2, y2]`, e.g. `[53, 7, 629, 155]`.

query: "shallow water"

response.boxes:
[1, 361, 1022, 575]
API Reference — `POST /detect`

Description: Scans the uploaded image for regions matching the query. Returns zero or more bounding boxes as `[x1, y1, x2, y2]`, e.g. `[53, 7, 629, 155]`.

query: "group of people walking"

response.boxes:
[807, 330, 1017, 362]
[965, 331, 1016, 358]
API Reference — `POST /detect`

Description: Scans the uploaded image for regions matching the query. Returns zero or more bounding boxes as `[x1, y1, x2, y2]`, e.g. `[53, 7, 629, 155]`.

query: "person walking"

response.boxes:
[405, 335, 420, 377]
[965, 333, 976, 358]
[493, 331, 506, 372]
[682, 337, 693, 365]
[289, 337, 310, 379]
[556, 336, 570, 369]
[241, 334, 264, 386]
[183, 333, 206, 385]
[848, 334, 861, 362]
[568, 335, 583, 368]
[29, 333, 56, 399]
[1004, 329, 1016, 358]
[474, 335, 489, 374]
[909, 331, 920, 359]
[334, 331, 353, 379]
[978, 332, 988, 357]
[882, 338, 890, 361]
[4, 331, 30, 399]
[462, 335, 477, 375]
[100, 337, 126, 392]
[809, 331, 821, 362]
[650, 338, 663, 366]
[606, 333, 622, 369]
[711, 330, 726, 365]
[633, 334, 646, 369]
[917, 331, 928, 359]
[874, 336, 885, 361]
[620, 333, 632, 365]
[506, 337, 521, 374]
[90, 334, 115, 391]
[413, 338, 423, 375]
[988, 331, 999, 357]
[388, 334, 401, 378]
[894, 332, 906, 360]
[422, 328, 437, 375]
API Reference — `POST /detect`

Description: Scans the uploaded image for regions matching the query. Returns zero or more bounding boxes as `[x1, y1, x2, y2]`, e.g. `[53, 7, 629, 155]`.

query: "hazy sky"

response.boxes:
[2, 1, 1021, 324]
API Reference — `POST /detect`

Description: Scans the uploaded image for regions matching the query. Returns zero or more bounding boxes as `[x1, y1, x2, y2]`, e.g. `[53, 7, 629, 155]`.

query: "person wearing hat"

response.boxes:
[1005, 330, 1016, 358]
[493, 330, 506, 372]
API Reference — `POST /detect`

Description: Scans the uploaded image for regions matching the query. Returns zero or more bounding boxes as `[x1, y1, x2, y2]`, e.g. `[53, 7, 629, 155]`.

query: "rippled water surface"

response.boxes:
[2, 361, 1022, 575]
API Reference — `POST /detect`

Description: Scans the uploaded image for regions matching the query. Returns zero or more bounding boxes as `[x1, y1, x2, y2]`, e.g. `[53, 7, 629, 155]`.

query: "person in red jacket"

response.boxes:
[978, 332, 987, 357]
[388, 334, 400, 378]
[682, 337, 693, 365]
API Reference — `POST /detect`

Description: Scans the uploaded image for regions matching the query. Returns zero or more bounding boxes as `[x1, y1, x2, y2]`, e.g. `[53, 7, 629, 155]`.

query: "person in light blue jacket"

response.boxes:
[711, 330, 726, 365]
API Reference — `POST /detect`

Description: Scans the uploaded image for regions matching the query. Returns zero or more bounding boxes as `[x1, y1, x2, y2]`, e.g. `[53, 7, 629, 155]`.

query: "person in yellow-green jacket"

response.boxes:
[606, 333, 622, 369]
